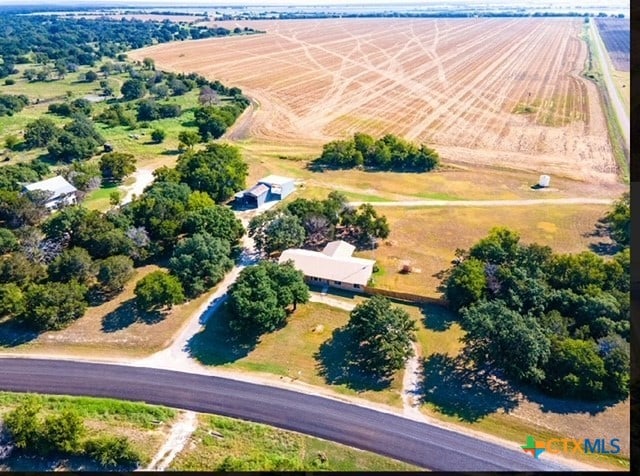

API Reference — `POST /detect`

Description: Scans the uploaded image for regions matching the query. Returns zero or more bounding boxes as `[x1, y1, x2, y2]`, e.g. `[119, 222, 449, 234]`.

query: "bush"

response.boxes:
[4, 78, 15, 85]
[151, 128, 166, 143]
[84, 435, 142, 468]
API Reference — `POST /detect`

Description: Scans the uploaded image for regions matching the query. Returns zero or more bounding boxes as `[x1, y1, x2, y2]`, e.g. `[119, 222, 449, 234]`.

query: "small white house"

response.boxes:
[23, 176, 78, 210]
[279, 240, 375, 292]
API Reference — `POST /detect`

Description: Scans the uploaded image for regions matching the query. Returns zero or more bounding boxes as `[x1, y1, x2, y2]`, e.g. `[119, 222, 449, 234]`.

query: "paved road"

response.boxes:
[589, 18, 630, 152]
[0, 358, 572, 472]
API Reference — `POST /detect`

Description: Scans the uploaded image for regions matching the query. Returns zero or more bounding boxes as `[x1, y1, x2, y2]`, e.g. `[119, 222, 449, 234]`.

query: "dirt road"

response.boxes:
[348, 197, 614, 207]
[589, 18, 630, 152]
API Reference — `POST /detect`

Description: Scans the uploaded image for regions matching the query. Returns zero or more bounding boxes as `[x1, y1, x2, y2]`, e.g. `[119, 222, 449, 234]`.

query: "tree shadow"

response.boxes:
[0, 318, 39, 348]
[160, 149, 181, 156]
[314, 326, 393, 392]
[519, 382, 622, 415]
[186, 304, 259, 365]
[583, 221, 620, 256]
[417, 353, 519, 422]
[1, 451, 137, 471]
[421, 304, 457, 332]
[589, 241, 622, 255]
[101, 298, 165, 333]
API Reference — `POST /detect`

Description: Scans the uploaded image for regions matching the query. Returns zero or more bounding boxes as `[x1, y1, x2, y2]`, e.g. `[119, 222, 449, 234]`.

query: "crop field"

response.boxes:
[131, 17, 617, 183]
[594, 17, 630, 72]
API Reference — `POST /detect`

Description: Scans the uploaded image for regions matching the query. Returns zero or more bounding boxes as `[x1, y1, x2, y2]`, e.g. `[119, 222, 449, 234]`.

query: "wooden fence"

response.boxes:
[362, 286, 448, 307]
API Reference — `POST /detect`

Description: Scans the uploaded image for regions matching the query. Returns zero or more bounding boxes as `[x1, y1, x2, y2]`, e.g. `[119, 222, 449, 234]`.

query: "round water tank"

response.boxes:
[539, 175, 550, 187]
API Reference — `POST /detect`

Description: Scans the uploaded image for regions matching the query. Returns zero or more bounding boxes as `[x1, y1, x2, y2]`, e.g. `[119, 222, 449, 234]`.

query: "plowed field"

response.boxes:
[130, 18, 616, 183]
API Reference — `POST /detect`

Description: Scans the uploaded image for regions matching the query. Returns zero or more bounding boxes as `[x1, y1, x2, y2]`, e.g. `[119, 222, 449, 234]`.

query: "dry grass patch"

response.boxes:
[357, 204, 614, 296]
[0, 264, 219, 359]
[189, 301, 403, 407]
[232, 140, 626, 203]
[132, 18, 617, 183]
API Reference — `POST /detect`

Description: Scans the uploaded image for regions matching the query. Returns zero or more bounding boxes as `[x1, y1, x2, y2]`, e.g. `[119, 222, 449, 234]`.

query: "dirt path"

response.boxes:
[146, 410, 197, 471]
[348, 197, 614, 207]
[120, 168, 155, 205]
[222, 100, 257, 141]
[401, 343, 423, 420]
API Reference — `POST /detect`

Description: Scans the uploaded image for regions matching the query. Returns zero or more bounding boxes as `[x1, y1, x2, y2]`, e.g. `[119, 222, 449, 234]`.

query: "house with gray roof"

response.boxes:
[279, 240, 375, 292]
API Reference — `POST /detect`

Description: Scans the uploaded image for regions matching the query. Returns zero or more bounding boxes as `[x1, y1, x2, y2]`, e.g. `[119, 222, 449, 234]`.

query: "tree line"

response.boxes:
[0, 14, 260, 78]
[313, 132, 439, 172]
[441, 193, 630, 401]
[248, 192, 390, 256]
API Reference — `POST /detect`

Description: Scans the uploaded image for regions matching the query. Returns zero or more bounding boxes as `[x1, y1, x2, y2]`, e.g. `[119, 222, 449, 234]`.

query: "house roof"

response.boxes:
[258, 175, 294, 186]
[246, 183, 269, 198]
[322, 240, 355, 258]
[279, 248, 375, 286]
[24, 176, 77, 199]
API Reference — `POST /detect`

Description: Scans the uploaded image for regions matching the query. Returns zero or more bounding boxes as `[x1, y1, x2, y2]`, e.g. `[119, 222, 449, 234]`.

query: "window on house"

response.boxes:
[353, 284, 361, 288]
[334, 281, 341, 285]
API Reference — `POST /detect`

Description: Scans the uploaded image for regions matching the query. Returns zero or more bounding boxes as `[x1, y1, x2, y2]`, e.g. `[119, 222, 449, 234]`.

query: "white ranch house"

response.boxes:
[279, 240, 375, 292]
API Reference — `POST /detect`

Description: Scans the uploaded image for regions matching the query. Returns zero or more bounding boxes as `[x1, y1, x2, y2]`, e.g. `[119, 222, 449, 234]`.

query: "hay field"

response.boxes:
[130, 17, 616, 183]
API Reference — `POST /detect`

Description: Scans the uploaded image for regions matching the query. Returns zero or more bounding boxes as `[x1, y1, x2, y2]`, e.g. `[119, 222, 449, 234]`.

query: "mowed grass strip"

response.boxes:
[189, 302, 403, 407]
[356, 204, 614, 296]
[0, 391, 178, 470]
[170, 413, 420, 471]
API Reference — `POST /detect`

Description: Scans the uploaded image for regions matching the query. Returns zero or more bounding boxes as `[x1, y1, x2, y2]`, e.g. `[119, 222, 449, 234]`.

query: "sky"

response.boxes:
[0, 0, 629, 12]
[0, 0, 629, 6]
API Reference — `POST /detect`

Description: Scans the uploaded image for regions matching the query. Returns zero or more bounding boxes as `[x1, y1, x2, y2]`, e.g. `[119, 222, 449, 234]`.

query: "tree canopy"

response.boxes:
[134, 270, 185, 311]
[168, 232, 234, 298]
[440, 221, 630, 401]
[314, 132, 439, 172]
[345, 295, 417, 378]
[175, 144, 247, 203]
[227, 261, 309, 334]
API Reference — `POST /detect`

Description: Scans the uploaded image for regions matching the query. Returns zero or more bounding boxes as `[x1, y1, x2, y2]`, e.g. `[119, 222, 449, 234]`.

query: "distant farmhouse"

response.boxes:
[235, 175, 295, 209]
[23, 175, 78, 210]
[279, 240, 375, 292]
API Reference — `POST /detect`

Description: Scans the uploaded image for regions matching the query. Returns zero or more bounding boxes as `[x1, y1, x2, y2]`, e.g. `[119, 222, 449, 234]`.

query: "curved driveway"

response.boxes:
[0, 358, 572, 471]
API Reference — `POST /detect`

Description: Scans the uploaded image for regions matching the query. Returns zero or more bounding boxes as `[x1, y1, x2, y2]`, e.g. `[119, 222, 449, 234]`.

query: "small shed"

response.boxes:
[244, 183, 270, 208]
[234, 175, 296, 209]
[258, 175, 295, 200]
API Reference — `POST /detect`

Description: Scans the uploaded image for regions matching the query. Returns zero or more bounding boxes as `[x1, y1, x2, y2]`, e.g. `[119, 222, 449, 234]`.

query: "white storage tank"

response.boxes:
[538, 174, 551, 187]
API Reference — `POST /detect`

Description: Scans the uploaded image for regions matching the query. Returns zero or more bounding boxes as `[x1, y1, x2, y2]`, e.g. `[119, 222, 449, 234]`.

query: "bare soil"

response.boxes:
[130, 17, 618, 183]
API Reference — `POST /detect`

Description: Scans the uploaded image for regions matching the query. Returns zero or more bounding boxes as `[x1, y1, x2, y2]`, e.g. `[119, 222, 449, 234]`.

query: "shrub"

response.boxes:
[84, 435, 142, 468]
[151, 128, 166, 143]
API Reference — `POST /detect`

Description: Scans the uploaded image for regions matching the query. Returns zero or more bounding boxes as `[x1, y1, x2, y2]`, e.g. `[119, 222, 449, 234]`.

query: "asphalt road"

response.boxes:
[0, 358, 573, 471]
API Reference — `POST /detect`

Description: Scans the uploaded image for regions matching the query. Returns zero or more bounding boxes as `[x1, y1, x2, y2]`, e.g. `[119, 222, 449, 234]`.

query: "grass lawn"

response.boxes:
[188, 301, 404, 407]
[356, 204, 615, 296]
[0, 264, 221, 358]
[170, 413, 420, 471]
[0, 391, 177, 471]
[83, 183, 120, 211]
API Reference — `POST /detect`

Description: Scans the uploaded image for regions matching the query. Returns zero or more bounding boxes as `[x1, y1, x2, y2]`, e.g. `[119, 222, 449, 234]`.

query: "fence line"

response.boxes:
[362, 286, 448, 306]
